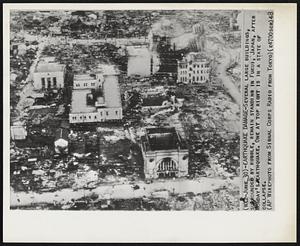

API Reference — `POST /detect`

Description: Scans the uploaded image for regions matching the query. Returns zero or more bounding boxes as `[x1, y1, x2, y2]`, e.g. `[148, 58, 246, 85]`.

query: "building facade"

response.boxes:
[33, 57, 66, 90]
[69, 66, 123, 124]
[140, 127, 189, 179]
[177, 52, 210, 84]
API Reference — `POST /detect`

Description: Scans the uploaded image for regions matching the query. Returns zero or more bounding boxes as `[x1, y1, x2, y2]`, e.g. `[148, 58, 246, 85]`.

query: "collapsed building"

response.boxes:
[140, 127, 189, 179]
[177, 52, 210, 84]
[33, 56, 66, 90]
[69, 65, 123, 124]
[141, 95, 170, 111]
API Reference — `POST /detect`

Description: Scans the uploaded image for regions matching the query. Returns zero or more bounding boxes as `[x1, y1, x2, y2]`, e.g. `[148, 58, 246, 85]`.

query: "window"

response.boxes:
[115, 110, 118, 115]
[53, 77, 57, 87]
[89, 116, 91, 119]
[47, 78, 51, 88]
[100, 112, 102, 116]
[91, 82, 95, 86]
[106, 111, 109, 116]
[95, 115, 97, 119]
[41, 78, 45, 88]
[80, 116, 82, 119]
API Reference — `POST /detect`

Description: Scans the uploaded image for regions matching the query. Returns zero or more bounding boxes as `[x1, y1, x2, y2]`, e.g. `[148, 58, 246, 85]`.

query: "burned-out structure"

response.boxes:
[140, 127, 189, 179]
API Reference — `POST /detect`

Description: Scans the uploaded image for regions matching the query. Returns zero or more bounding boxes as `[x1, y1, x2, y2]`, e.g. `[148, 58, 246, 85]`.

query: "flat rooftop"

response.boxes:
[71, 89, 96, 113]
[71, 72, 122, 114]
[74, 74, 97, 81]
[102, 75, 122, 108]
[35, 62, 65, 73]
[142, 127, 187, 152]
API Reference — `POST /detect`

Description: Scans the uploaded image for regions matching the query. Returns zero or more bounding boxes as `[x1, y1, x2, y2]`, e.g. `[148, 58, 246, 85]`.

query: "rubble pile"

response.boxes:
[10, 44, 38, 118]
[42, 42, 127, 73]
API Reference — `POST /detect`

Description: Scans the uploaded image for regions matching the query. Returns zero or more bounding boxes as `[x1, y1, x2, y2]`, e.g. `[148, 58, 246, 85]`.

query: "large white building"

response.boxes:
[177, 52, 210, 84]
[140, 127, 189, 179]
[69, 65, 123, 124]
[33, 57, 66, 90]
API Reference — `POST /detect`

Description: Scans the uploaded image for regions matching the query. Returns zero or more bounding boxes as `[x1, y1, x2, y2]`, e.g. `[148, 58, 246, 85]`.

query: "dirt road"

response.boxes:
[216, 48, 241, 104]
[10, 177, 239, 207]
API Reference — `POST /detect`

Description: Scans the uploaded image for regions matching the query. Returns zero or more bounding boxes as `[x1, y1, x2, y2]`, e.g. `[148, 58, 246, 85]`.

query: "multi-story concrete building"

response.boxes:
[33, 57, 66, 90]
[177, 52, 210, 84]
[140, 127, 189, 179]
[69, 65, 123, 124]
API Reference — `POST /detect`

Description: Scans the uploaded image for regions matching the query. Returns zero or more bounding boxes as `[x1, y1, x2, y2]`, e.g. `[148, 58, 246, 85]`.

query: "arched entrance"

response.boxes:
[157, 157, 178, 178]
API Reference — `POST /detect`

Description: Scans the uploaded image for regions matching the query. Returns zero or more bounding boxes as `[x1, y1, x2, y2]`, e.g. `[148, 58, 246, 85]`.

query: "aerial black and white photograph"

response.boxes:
[9, 9, 242, 210]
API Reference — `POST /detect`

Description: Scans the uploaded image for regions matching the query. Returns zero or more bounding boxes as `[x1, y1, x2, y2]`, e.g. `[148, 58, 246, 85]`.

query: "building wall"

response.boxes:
[177, 60, 209, 84]
[33, 70, 65, 90]
[142, 149, 189, 179]
[69, 107, 123, 124]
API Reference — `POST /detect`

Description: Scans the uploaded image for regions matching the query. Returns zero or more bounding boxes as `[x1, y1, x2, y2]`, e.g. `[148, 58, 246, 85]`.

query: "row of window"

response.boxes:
[179, 69, 208, 75]
[71, 111, 119, 121]
[193, 63, 209, 68]
[41, 77, 57, 88]
[179, 75, 208, 82]
[74, 82, 96, 88]
[179, 63, 209, 69]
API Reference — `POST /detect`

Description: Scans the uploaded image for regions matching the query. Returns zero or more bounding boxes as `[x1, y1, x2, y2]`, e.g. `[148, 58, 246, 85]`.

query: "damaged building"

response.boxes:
[33, 56, 66, 90]
[177, 52, 210, 84]
[140, 127, 189, 179]
[69, 65, 123, 124]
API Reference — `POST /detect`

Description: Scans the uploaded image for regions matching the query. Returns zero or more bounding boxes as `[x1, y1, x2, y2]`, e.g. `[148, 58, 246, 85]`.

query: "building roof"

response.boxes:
[71, 89, 96, 113]
[71, 70, 122, 113]
[142, 127, 187, 152]
[102, 75, 122, 108]
[179, 52, 207, 64]
[11, 125, 27, 137]
[55, 128, 69, 141]
[74, 74, 97, 81]
[35, 62, 65, 73]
